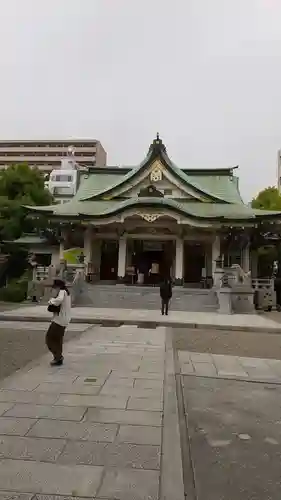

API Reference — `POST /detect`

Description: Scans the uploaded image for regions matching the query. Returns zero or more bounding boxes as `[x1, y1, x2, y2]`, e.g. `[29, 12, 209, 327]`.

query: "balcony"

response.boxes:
[0, 146, 97, 154]
[0, 155, 95, 163]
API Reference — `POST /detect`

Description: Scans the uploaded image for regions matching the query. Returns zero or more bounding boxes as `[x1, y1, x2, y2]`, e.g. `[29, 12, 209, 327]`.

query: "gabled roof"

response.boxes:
[78, 135, 242, 204]
[73, 169, 243, 205]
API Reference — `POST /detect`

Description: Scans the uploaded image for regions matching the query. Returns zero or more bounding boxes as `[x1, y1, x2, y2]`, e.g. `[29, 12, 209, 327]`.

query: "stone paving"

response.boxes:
[0, 323, 93, 383]
[179, 350, 281, 383]
[0, 321, 91, 331]
[1, 305, 281, 332]
[181, 376, 281, 500]
[2, 316, 281, 499]
[0, 325, 167, 500]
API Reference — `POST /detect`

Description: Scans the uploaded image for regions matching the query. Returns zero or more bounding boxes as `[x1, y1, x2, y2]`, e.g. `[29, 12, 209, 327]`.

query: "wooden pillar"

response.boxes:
[175, 237, 184, 285]
[84, 227, 93, 266]
[117, 236, 127, 280]
[212, 235, 220, 278]
[241, 243, 250, 273]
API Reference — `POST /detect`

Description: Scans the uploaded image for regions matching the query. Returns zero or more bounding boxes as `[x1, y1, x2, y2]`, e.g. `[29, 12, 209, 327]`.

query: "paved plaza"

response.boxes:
[1, 320, 281, 498]
[178, 350, 281, 382]
[0, 322, 92, 381]
[176, 337, 281, 499]
[1, 305, 281, 332]
[0, 324, 175, 500]
[181, 376, 281, 500]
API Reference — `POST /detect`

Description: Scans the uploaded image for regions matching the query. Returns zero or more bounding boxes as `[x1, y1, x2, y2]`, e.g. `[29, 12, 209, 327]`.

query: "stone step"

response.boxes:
[74, 284, 219, 311]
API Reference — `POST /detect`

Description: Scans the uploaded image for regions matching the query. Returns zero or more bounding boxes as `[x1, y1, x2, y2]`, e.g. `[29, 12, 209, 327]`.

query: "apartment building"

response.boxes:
[0, 139, 107, 173]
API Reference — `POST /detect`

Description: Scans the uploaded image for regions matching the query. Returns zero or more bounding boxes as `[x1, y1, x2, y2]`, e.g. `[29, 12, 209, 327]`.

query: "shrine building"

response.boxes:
[27, 135, 281, 287]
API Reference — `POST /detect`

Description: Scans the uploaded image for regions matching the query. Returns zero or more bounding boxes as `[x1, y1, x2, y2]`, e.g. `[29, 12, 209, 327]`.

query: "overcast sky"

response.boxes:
[1, 0, 281, 201]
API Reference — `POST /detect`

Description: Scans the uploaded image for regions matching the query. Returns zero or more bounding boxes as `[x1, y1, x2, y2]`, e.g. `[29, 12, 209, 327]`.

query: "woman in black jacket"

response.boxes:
[160, 277, 172, 315]
[274, 272, 281, 312]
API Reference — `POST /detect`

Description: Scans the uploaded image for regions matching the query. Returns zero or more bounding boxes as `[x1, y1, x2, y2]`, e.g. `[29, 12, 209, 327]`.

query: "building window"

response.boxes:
[52, 174, 73, 182]
[164, 189, 172, 195]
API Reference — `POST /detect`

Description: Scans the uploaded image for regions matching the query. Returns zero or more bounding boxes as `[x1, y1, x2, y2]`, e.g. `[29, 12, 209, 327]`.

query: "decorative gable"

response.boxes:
[110, 159, 208, 201]
[81, 135, 230, 203]
[138, 185, 164, 198]
[150, 163, 163, 183]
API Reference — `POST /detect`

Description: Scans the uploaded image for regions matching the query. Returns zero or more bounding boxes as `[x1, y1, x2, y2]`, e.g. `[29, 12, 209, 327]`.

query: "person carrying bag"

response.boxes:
[46, 279, 71, 366]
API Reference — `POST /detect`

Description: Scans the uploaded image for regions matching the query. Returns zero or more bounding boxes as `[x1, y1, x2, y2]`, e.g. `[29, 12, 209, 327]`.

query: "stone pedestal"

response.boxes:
[217, 287, 232, 314]
[230, 285, 255, 314]
[213, 267, 224, 288]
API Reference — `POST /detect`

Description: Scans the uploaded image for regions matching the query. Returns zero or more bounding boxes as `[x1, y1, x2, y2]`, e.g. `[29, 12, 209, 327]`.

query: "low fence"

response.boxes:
[251, 278, 275, 311]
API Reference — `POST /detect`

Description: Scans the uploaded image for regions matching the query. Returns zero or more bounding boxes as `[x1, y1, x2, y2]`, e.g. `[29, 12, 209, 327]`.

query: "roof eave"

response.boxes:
[24, 205, 55, 215]
[183, 166, 239, 176]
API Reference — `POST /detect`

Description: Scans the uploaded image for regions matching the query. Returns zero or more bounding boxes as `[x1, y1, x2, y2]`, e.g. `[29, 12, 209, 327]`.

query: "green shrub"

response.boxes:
[0, 274, 29, 302]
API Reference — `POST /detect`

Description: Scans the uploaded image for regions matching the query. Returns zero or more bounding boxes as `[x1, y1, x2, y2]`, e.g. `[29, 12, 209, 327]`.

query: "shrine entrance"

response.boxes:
[100, 240, 119, 280]
[183, 242, 205, 284]
[130, 239, 174, 284]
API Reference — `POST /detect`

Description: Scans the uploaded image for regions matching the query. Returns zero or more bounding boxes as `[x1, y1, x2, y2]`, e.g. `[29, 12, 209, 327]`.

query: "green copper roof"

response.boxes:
[76, 173, 125, 200]
[187, 175, 243, 204]
[11, 235, 47, 245]
[73, 171, 243, 205]
[24, 136, 281, 225]
[76, 136, 241, 204]
[25, 197, 281, 222]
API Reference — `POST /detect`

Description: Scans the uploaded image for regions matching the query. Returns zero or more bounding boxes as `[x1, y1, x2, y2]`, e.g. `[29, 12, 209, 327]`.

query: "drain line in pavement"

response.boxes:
[174, 348, 198, 500]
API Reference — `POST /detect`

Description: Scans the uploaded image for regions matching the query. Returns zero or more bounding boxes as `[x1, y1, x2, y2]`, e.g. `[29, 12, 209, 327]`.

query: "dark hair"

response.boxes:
[52, 279, 70, 295]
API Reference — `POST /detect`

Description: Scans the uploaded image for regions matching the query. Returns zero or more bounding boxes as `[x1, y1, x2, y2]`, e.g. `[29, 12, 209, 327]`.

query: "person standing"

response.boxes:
[46, 279, 71, 366]
[274, 272, 281, 312]
[160, 277, 172, 315]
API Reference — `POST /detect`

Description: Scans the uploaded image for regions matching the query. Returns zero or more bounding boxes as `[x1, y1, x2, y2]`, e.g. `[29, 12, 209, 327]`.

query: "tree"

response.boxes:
[251, 187, 281, 276]
[251, 186, 281, 211]
[0, 163, 52, 241]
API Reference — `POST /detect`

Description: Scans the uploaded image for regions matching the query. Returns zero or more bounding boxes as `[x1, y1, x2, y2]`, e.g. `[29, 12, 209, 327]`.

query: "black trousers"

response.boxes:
[276, 288, 281, 307]
[46, 321, 65, 360]
[161, 299, 169, 315]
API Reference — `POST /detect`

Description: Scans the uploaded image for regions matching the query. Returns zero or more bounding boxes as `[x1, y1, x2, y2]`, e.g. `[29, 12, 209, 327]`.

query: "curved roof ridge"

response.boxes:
[161, 152, 244, 204]
[79, 148, 153, 201]
[79, 147, 234, 203]
[231, 175, 244, 204]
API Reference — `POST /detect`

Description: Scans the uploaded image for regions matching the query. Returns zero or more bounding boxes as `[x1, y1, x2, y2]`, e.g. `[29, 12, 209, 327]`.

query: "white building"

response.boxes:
[44, 147, 89, 204]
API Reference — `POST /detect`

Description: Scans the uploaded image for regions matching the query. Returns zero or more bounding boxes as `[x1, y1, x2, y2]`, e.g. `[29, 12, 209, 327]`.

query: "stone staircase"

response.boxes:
[75, 283, 219, 312]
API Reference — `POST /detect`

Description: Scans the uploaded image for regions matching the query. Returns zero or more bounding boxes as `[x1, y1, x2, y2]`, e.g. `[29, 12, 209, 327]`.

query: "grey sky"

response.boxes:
[0, 0, 281, 201]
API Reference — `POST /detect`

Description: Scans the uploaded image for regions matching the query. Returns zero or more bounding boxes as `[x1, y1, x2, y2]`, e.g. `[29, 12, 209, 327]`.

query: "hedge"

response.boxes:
[0, 273, 29, 303]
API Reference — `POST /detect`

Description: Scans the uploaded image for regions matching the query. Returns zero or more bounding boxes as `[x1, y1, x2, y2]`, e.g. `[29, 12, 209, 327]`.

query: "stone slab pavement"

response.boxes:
[178, 350, 281, 383]
[1, 305, 281, 332]
[177, 347, 281, 499]
[0, 324, 184, 500]
[0, 321, 92, 331]
[181, 375, 281, 500]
